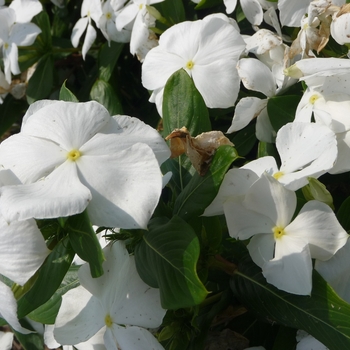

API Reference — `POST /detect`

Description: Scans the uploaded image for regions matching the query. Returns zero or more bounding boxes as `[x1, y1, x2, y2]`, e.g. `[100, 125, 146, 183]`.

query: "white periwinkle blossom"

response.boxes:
[0, 100, 170, 228]
[54, 241, 165, 349]
[219, 173, 348, 295]
[142, 15, 246, 115]
[0, 7, 41, 83]
[71, 0, 103, 59]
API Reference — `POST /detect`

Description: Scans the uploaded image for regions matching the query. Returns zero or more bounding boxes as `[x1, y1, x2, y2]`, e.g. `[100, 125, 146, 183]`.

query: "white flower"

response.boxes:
[142, 15, 245, 115]
[54, 241, 165, 349]
[0, 100, 170, 228]
[9, 0, 42, 23]
[296, 330, 328, 350]
[223, 173, 348, 295]
[71, 0, 103, 59]
[0, 7, 41, 83]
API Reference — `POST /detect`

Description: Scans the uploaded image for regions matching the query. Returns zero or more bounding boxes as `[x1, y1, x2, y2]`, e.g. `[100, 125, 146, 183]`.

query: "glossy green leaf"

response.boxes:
[231, 123, 257, 157]
[156, 0, 186, 24]
[195, 0, 223, 10]
[98, 41, 124, 81]
[231, 258, 350, 350]
[337, 196, 350, 232]
[26, 54, 54, 103]
[27, 265, 80, 324]
[90, 79, 123, 115]
[14, 319, 44, 350]
[66, 210, 105, 278]
[32, 10, 52, 50]
[17, 237, 75, 318]
[267, 95, 300, 132]
[258, 141, 279, 159]
[59, 81, 79, 102]
[135, 216, 208, 309]
[163, 68, 211, 138]
[174, 145, 239, 220]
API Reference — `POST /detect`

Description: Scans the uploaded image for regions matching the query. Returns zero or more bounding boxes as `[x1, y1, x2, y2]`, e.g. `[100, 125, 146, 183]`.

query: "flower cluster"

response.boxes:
[2, 0, 350, 349]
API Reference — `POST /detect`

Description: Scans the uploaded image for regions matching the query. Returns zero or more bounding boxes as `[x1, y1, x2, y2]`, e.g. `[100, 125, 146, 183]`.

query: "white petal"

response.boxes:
[255, 106, 276, 143]
[0, 281, 30, 334]
[286, 201, 348, 261]
[278, 0, 311, 27]
[224, 0, 237, 14]
[227, 97, 267, 133]
[82, 23, 97, 59]
[115, 3, 138, 31]
[203, 168, 259, 216]
[54, 286, 105, 345]
[264, 235, 312, 295]
[71, 17, 89, 48]
[331, 13, 350, 45]
[7, 43, 20, 75]
[0, 161, 91, 222]
[330, 130, 350, 174]
[142, 48, 185, 91]
[112, 325, 164, 350]
[241, 0, 263, 25]
[21, 100, 111, 151]
[0, 331, 13, 350]
[192, 60, 240, 108]
[0, 217, 50, 285]
[10, 23, 41, 46]
[237, 58, 276, 97]
[79, 242, 165, 328]
[276, 123, 337, 190]
[315, 239, 350, 304]
[9, 0, 42, 23]
[0, 134, 66, 184]
[99, 115, 170, 165]
[243, 173, 296, 228]
[78, 142, 162, 228]
[223, 196, 275, 240]
[241, 156, 278, 177]
[247, 233, 275, 268]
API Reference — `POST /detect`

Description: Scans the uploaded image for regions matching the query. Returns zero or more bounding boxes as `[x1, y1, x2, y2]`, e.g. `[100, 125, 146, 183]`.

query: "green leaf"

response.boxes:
[66, 210, 105, 278]
[267, 95, 300, 133]
[17, 237, 75, 318]
[26, 54, 54, 103]
[195, 0, 223, 10]
[59, 81, 79, 102]
[27, 265, 80, 324]
[231, 258, 350, 350]
[163, 68, 211, 138]
[230, 123, 257, 157]
[174, 145, 239, 220]
[156, 0, 186, 24]
[90, 79, 123, 115]
[14, 319, 44, 350]
[98, 41, 124, 81]
[337, 196, 350, 232]
[135, 216, 208, 309]
[32, 11, 52, 50]
[0, 96, 27, 138]
[258, 141, 279, 159]
[163, 68, 212, 188]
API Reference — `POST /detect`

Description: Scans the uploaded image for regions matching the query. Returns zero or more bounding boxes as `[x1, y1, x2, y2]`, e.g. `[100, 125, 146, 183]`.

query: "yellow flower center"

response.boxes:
[186, 60, 195, 70]
[106, 12, 112, 20]
[309, 94, 320, 105]
[67, 149, 81, 161]
[4, 42, 9, 50]
[273, 226, 285, 239]
[105, 314, 113, 328]
[139, 4, 143, 9]
[273, 171, 284, 180]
